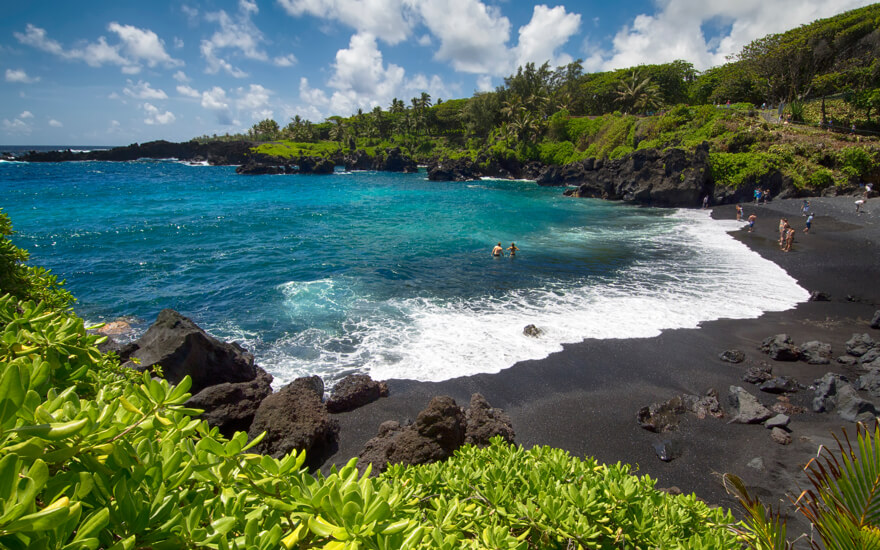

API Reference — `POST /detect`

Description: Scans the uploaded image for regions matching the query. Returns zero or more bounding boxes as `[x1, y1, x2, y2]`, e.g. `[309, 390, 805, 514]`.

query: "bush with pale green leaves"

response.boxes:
[0, 210, 745, 548]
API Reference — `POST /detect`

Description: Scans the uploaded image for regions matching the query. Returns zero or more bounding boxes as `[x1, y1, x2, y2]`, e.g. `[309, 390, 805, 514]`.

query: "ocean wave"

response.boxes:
[249, 209, 807, 387]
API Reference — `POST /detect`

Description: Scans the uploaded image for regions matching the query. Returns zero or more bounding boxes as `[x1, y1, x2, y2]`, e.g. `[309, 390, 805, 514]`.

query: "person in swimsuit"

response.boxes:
[748, 214, 757, 232]
[735, 204, 743, 221]
[492, 242, 504, 257]
[507, 243, 519, 256]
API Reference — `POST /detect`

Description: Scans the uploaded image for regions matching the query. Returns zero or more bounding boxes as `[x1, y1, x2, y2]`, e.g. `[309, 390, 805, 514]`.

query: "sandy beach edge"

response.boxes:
[325, 195, 879, 535]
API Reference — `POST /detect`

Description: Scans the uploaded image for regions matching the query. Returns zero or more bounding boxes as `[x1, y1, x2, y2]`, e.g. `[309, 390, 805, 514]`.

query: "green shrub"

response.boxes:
[0, 209, 73, 309]
[709, 152, 782, 188]
[538, 140, 575, 165]
[808, 168, 835, 188]
[839, 147, 875, 178]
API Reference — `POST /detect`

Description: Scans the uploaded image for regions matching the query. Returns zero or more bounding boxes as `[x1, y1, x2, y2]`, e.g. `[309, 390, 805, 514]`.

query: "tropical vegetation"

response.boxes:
[193, 5, 880, 193]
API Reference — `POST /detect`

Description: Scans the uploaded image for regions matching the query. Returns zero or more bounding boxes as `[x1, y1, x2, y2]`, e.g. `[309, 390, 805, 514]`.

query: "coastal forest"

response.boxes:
[5, 5, 880, 550]
[201, 3, 880, 192]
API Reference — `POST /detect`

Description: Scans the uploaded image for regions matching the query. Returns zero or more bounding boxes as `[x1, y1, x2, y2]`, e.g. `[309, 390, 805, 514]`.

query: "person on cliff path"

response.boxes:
[804, 213, 813, 233]
[736, 204, 743, 221]
[748, 214, 757, 232]
[492, 243, 504, 257]
[507, 243, 519, 256]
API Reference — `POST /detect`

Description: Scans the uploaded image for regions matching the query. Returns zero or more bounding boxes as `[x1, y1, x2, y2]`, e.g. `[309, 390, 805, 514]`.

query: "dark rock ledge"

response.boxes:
[102, 309, 514, 472]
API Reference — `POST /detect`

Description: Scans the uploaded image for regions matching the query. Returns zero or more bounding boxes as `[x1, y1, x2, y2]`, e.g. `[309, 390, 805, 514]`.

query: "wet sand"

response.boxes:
[325, 195, 880, 537]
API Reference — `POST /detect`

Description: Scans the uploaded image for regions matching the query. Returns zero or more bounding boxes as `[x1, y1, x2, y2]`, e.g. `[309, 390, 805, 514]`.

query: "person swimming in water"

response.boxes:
[492, 242, 504, 257]
[507, 242, 519, 256]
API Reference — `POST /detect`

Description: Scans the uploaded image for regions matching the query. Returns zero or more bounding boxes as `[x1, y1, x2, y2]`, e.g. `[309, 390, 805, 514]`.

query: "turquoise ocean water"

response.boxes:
[0, 159, 809, 386]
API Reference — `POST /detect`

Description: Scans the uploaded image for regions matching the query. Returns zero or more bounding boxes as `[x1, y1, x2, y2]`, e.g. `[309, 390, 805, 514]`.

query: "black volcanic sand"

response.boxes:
[324, 195, 880, 537]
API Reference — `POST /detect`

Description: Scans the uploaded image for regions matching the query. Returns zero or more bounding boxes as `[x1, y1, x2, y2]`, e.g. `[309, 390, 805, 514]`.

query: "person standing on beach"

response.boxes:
[754, 189, 761, 204]
[778, 218, 788, 246]
[735, 204, 743, 221]
[702, 195, 709, 209]
[783, 227, 795, 252]
[748, 213, 757, 232]
[492, 243, 504, 257]
[804, 213, 813, 233]
[507, 243, 519, 256]
[802, 200, 810, 216]
[856, 199, 865, 214]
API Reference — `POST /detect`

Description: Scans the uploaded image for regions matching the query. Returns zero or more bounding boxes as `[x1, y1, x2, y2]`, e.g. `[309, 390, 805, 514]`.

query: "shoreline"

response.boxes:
[325, 195, 879, 536]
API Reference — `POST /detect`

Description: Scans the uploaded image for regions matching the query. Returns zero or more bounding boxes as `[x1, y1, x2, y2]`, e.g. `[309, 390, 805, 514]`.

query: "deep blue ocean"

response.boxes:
[0, 158, 808, 386]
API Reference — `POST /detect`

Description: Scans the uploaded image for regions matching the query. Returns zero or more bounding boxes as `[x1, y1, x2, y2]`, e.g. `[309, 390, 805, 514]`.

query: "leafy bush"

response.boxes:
[538, 140, 575, 165]
[387, 441, 740, 549]
[808, 168, 835, 188]
[839, 147, 875, 178]
[708, 152, 782, 188]
[0, 209, 73, 309]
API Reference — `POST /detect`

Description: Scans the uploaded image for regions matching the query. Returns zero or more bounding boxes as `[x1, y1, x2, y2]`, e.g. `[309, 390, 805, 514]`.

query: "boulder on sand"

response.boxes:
[846, 333, 875, 357]
[760, 334, 801, 361]
[326, 374, 389, 413]
[247, 376, 339, 470]
[357, 394, 514, 474]
[124, 309, 258, 394]
[186, 367, 273, 438]
[728, 386, 773, 424]
[465, 393, 515, 446]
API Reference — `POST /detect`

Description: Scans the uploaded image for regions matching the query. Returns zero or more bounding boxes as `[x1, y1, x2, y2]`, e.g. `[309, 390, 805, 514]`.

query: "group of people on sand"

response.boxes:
[736, 205, 812, 248]
[753, 188, 772, 204]
[492, 242, 518, 257]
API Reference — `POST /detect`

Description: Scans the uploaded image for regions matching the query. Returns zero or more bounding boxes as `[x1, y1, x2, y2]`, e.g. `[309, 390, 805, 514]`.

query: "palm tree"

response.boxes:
[615, 71, 662, 114]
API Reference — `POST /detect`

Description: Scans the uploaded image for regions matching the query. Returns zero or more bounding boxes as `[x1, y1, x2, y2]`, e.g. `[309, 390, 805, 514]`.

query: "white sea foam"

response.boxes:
[251, 209, 808, 387]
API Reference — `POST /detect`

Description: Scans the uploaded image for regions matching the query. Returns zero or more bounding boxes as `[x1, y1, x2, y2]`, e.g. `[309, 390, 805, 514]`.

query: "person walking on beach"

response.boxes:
[748, 213, 757, 232]
[492, 243, 504, 257]
[735, 204, 743, 221]
[778, 218, 789, 247]
[507, 243, 519, 256]
[783, 227, 795, 252]
[802, 200, 810, 216]
[804, 213, 813, 233]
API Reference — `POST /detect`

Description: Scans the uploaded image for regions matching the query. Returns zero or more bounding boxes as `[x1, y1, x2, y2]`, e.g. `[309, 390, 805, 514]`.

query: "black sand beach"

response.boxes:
[325, 195, 880, 537]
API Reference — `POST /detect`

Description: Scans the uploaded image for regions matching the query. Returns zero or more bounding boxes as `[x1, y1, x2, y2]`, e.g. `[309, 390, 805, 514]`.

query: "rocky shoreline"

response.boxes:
[16, 139, 860, 208]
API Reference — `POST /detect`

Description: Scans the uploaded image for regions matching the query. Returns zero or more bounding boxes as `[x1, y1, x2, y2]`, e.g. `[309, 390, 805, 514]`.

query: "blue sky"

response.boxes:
[1, 0, 873, 145]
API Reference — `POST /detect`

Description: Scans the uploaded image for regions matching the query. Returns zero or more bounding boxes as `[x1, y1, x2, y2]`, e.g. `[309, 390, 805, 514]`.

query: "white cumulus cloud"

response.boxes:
[202, 86, 234, 124]
[236, 84, 274, 119]
[123, 80, 168, 100]
[142, 103, 176, 125]
[177, 85, 202, 98]
[327, 32, 405, 114]
[48, 118, 63, 127]
[201, 0, 269, 77]
[14, 22, 182, 74]
[277, 0, 415, 44]
[5, 68, 40, 83]
[590, 0, 876, 71]
[19, 111, 33, 119]
[108, 22, 183, 68]
[273, 54, 298, 67]
[514, 5, 581, 70]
